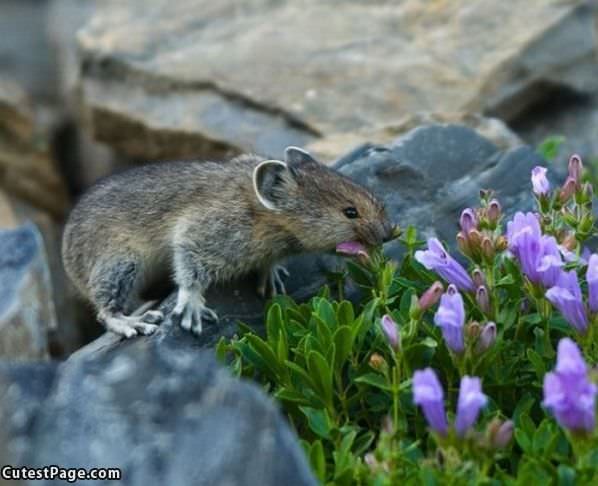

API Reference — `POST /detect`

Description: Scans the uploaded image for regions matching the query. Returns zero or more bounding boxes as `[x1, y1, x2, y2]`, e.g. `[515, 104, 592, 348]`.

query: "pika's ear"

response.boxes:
[284, 146, 318, 166]
[253, 160, 295, 211]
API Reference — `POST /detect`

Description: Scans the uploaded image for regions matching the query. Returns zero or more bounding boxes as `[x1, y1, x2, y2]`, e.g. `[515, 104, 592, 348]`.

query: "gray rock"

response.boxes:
[0, 0, 57, 102]
[72, 0, 598, 159]
[512, 90, 598, 167]
[0, 335, 316, 486]
[0, 78, 69, 218]
[307, 113, 523, 162]
[0, 192, 84, 357]
[0, 223, 56, 360]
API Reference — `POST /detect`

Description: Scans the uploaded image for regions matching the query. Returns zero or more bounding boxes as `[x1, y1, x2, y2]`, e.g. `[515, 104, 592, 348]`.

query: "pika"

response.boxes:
[62, 147, 393, 338]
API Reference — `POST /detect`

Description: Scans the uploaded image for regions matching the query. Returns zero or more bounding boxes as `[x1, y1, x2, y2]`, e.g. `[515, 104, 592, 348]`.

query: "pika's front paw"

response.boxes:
[257, 264, 290, 298]
[171, 288, 218, 335]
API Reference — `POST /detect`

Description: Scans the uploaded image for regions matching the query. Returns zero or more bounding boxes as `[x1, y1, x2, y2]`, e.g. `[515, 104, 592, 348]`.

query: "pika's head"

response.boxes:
[253, 146, 394, 252]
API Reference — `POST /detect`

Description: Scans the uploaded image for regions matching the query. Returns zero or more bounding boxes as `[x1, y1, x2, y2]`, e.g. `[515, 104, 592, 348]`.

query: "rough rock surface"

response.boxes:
[73, 0, 598, 159]
[0, 79, 69, 218]
[0, 191, 83, 357]
[308, 113, 523, 162]
[0, 330, 317, 486]
[0, 223, 55, 360]
[513, 91, 598, 167]
[0, 0, 58, 102]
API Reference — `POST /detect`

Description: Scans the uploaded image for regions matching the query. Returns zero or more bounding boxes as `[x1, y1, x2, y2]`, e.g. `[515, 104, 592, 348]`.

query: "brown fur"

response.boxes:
[62, 148, 393, 337]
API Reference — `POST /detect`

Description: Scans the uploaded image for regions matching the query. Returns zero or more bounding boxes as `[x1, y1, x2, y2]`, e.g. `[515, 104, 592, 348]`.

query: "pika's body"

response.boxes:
[62, 147, 393, 338]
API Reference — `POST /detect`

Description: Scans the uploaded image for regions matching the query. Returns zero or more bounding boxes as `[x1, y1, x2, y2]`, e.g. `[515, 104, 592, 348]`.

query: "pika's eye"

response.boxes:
[343, 207, 359, 219]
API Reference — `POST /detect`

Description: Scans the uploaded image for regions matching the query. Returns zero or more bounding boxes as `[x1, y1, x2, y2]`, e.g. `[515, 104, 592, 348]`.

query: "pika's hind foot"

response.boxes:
[257, 264, 290, 298]
[100, 312, 160, 339]
[171, 288, 218, 335]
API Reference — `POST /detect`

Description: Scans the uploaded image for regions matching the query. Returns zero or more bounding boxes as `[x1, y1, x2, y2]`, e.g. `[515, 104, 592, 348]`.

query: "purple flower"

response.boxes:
[336, 241, 369, 258]
[455, 376, 488, 437]
[568, 154, 583, 187]
[506, 213, 564, 287]
[434, 285, 465, 353]
[587, 254, 598, 314]
[531, 166, 550, 196]
[476, 322, 497, 354]
[493, 420, 514, 448]
[543, 338, 597, 432]
[507, 212, 543, 282]
[546, 271, 588, 333]
[560, 177, 577, 203]
[413, 368, 448, 436]
[475, 285, 490, 314]
[537, 236, 564, 288]
[415, 238, 474, 291]
[460, 208, 478, 234]
[380, 315, 399, 350]
[487, 199, 502, 225]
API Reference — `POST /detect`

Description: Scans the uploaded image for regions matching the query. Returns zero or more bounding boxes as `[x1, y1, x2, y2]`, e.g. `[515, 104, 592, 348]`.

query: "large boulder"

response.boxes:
[71, 0, 597, 159]
[0, 79, 69, 218]
[0, 193, 83, 360]
[0, 332, 317, 486]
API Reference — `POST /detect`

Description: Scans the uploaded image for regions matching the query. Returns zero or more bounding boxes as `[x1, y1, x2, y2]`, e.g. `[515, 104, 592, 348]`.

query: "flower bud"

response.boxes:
[457, 232, 470, 256]
[460, 208, 478, 234]
[364, 453, 377, 469]
[476, 322, 497, 353]
[467, 229, 482, 250]
[472, 268, 486, 288]
[481, 237, 495, 261]
[561, 232, 577, 251]
[531, 166, 550, 196]
[496, 235, 508, 252]
[418, 281, 444, 311]
[476, 286, 490, 314]
[560, 176, 577, 204]
[568, 154, 583, 187]
[467, 321, 481, 339]
[487, 199, 502, 225]
[380, 315, 400, 351]
[493, 420, 514, 448]
[369, 352, 387, 371]
[579, 214, 594, 234]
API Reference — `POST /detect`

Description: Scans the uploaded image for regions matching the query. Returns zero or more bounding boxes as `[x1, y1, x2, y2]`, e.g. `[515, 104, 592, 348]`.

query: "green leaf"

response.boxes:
[332, 326, 354, 371]
[557, 465, 576, 486]
[537, 135, 565, 161]
[308, 440, 326, 482]
[307, 351, 333, 406]
[515, 428, 531, 453]
[299, 406, 332, 439]
[246, 334, 281, 379]
[336, 301, 355, 326]
[275, 387, 311, 406]
[315, 298, 337, 327]
[266, 303, 284, 348]
[346, 260, 374, 287]
[533, 420, 559, 457]
[313, 315, 333, 352]
[215, 336, 228, 363]
[527, 348, 546, 380]
[285, 360, 316, 391]
[354, 373, 392, 392]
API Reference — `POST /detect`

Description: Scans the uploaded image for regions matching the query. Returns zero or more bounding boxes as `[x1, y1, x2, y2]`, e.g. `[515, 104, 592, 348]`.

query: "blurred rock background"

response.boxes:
[0, 0, 597, 483]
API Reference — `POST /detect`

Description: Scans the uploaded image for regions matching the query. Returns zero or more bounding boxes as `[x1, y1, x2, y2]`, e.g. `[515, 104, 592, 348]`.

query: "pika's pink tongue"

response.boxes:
[336, 241, 368, 257]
